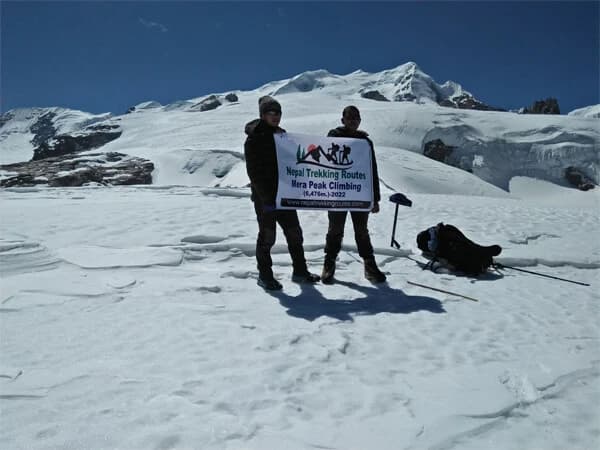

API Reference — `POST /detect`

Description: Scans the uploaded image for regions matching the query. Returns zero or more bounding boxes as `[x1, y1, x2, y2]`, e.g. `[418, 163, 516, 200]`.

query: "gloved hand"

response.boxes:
[262, 204, 277, 213]
[371, 202, 380, 213]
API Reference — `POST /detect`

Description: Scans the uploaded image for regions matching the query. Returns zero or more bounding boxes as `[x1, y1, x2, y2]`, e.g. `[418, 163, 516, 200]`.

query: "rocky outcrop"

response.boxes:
[32, 128, 122, 160]
[440, 94, 505, 112]
[394, 92, 417, 102]
[361, 90, 389, 102]
[423, 139, 456, 163]
[522, 98, 560, 115]
[30, 111, 59, 147]
[190, 95, 222, 112]
[0, 108, 116, 165]
[565, 167, 596, 191]
[1, 151, 154, 187]
[163, 94, 238, 112]
[0, 111, 14, 129]
[225, 93, 239, 102]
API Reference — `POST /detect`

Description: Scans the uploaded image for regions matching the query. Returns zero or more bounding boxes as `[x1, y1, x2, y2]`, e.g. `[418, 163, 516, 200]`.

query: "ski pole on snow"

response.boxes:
[493, 263, 590, 287]
[407, 280, 480, 302]
[389, 193, 412, 249]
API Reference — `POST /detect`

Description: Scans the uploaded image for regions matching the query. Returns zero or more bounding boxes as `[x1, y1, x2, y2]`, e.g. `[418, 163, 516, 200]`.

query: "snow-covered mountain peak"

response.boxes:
[376, 61, 420, 76]
[439, 80, 467, 97]
[1, 107, 113, 142]
[259, 63, 494, 110]
[271, 69, 342, 95]
[1, 107, 111, 128]
[0, 107, 116, 164]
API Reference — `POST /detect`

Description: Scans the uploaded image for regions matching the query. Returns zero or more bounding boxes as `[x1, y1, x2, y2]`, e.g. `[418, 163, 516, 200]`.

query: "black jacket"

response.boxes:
[244, 119, 285, 205]
[327, 126, 381, 203]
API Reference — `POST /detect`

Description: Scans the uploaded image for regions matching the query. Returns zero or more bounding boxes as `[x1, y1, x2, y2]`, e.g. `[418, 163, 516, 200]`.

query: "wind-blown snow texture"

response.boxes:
[1, 63, 599, 450]
[1, 183, 598, 450]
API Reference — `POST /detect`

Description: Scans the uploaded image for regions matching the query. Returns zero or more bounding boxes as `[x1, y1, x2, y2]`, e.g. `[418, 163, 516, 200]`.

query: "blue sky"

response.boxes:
[2, 1, 598, 114]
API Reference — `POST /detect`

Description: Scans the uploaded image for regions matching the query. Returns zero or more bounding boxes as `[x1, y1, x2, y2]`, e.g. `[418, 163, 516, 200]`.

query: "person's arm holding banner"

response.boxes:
[366, 135, 381, 214]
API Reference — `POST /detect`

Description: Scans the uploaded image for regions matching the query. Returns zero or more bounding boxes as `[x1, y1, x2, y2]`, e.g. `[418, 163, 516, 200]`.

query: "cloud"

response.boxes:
[139, 17, 168, 33]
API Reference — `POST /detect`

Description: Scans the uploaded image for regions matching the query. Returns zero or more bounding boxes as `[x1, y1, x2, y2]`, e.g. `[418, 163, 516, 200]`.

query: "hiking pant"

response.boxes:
[253, 203, 308, 278]
[324, 211, 374, 260]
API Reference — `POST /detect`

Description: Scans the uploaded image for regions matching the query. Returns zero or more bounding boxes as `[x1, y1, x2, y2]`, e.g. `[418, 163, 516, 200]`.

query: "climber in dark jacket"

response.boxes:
[322, 105, 386, 284]
[244, 96, 320, 290]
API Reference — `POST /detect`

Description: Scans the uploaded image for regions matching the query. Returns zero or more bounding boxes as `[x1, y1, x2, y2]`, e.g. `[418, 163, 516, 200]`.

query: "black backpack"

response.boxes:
[416, 223, 502, 275]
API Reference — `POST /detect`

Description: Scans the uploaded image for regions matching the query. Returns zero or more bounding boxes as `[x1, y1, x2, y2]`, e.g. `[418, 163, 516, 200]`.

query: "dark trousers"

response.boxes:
[253, 203, 308, 278]
[325, 211, 374, 260]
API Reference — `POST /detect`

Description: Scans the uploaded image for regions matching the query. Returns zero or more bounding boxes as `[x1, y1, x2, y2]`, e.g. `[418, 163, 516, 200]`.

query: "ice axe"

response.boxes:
[388, 193, 480, 302]
[389, 193, 412, 250]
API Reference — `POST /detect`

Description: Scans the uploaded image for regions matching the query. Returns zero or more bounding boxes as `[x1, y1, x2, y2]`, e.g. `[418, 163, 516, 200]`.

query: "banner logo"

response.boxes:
[296, 142, 354, 170]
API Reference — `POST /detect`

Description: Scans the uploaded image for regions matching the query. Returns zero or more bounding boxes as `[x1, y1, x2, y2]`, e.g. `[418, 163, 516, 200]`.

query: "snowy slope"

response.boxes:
[568, 104, 600, 119]
[95, 90, 598, 192]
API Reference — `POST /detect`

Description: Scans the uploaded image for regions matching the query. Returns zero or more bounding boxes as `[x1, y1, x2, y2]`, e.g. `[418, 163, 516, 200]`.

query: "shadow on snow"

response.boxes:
[268, 279, 446, 322]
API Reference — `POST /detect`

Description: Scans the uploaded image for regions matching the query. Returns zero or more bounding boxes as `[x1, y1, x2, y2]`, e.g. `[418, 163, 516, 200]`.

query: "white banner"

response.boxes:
[275, 132, 373, 211]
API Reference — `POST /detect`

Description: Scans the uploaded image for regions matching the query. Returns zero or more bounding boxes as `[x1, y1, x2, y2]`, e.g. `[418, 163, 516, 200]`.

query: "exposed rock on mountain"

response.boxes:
[361, 90, 390, 102]
[522, 98, 561, 115]
[190, 95, 222, 112]
[0, 152, 154, 187]
[564, 166, 596, 191]
[423, 139, 456, 163]
[0, 107, 116, 164]
[33, 128, 122, 160]
[164, 93, 238, 113]
[439, 93, 505, 111]
[225, 93, 239, 102]
[30, 111, 59, 147]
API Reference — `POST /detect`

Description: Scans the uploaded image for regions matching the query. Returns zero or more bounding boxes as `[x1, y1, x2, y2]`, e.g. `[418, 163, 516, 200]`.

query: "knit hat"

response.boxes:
[259, 96, 282, 116]
[342, 105, 361, 119]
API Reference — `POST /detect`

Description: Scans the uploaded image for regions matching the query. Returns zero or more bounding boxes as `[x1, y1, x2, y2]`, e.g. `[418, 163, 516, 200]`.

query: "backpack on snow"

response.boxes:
[416, 223, 502, 275]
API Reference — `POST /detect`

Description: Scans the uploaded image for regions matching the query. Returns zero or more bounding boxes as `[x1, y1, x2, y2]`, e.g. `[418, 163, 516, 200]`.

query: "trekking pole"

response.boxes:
[494, 263, 590, 287]
[407, 280, 480, 302]
[389, 193, 412, 249]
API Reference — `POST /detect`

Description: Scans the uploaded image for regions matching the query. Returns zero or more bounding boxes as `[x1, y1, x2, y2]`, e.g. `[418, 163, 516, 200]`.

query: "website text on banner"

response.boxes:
[275, 132, 373, 211]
